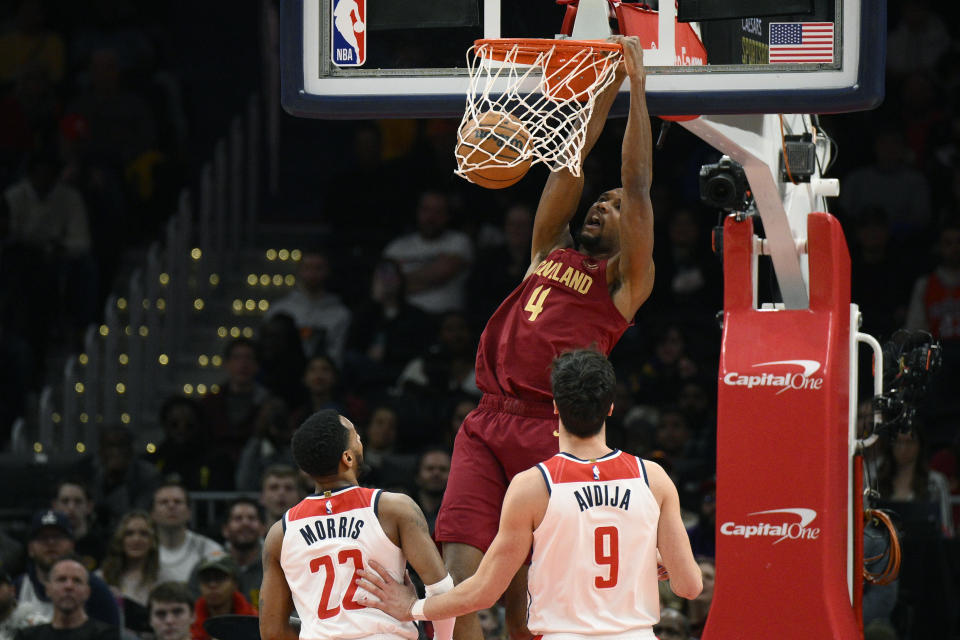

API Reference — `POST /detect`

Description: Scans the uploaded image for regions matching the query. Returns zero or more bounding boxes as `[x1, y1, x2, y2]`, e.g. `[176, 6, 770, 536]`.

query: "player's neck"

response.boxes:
[558, 426, 611, 460]
[312, 475, 357, 495]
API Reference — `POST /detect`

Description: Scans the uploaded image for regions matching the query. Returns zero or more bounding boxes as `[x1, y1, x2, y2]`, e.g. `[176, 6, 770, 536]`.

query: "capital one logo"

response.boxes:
[720, 508, 821, 544]
[722, 359, 824, 394]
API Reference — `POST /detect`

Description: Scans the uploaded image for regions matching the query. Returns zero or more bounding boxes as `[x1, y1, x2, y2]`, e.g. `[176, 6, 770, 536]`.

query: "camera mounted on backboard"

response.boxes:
[699, 157, 753, 212]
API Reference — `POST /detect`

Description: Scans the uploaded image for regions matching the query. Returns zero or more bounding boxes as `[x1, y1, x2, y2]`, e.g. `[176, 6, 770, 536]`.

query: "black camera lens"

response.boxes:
[706, 174, 737, 207]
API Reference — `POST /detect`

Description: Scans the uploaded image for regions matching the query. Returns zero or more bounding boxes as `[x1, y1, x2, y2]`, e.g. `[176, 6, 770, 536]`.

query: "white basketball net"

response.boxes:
[455, 40, 623, 179]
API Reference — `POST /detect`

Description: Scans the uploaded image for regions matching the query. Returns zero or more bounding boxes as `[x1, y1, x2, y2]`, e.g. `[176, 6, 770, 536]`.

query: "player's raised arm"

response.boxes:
[378, 492, 455, 640]
[259, 521, 299, 640]
[359, 467, 545, 621]
[609, 36, 655, 319]
[528, 46, 627, 272]
[647, 461, 702, 599]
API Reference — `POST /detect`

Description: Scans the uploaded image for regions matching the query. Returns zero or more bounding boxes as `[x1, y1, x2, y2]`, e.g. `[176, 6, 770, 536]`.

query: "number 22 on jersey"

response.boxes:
[524, 285, 552, 321]
[310, 549, 365, 619]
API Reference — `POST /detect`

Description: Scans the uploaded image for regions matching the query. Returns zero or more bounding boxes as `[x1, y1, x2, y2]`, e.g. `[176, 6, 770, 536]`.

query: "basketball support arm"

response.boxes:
[680, 113, 840, 309]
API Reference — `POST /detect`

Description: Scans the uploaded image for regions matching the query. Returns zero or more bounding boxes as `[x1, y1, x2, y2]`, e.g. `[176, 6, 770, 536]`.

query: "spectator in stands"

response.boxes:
[850, 208, 914, 340]
[904, 221, 960, 429]
[97, 512, 159, 637]
[359, 405, 415, 491]
[265, 250, 351, 363]
[394, 311, 479, 443]
[467, 203, 533, 324]
[257, 466, 301, 525]
[650, 207, 721, 316]
[0, 570, 47, 640]
[840, 125, 932, 238]
[150, 484, 222, 584]
[83, 426, 161, 530]
[14, 511, 119, 627]
[395, 311, 479, 398]
[66, 47, 156, 170]
[147, 582, 194, 640]
[236, 397, 295, 492]
[345, 259, 433, 390]
[886, 0, 951, 77]
[477, 605, 506, 640]
[201, 338, 268, 470]
[51, 480, 106, 571]
[905, 222, 960, 340]
[217, 499, 265, 607]
[3, 148, 96, 339]
[292, 354, 343, 420]
[444, 395, 477, 450]
[685, 479, 717, 559]
[255, 313, 307, 408]
[652, 608, 691, 640]
[150, 397, 229, 491]
[383, 189, 473, 314]
[0, 0, 65, 85]
[189, 557, 256, 640]
[877, 429, 954, 538]
[2, 148, 90, 258]
[413, 448, 451, 535]
[13, 557, 117, 640]
[633, 325, 700, 405]
[685, 558, 714, 638]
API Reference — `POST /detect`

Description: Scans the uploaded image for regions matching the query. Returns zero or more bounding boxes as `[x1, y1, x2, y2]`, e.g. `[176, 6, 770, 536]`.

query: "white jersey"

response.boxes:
[281, 486, 418, 640]
[528, 451, 660, 640]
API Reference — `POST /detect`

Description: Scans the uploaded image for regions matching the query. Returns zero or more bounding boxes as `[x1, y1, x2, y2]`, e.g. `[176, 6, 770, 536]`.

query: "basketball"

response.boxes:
[457, 110, 532, 189]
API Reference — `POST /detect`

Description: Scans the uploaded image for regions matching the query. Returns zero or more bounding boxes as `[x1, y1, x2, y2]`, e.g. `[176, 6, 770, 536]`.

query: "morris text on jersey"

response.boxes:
[299, 516, 364, 545]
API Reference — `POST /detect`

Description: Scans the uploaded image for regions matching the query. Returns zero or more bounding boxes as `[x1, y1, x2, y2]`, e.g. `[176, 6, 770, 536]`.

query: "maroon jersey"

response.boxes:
[475, 248, 631, 403]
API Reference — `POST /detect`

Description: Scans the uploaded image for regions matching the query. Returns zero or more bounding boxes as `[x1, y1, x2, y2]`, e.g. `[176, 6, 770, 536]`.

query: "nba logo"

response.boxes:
[331, 0, 366, 67]
[326, 500, 333, 514]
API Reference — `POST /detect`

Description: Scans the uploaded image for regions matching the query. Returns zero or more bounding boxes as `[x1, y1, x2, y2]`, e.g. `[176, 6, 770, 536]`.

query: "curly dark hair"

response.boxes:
[292, 410, 349, 477]
[551, 349, 616, 438]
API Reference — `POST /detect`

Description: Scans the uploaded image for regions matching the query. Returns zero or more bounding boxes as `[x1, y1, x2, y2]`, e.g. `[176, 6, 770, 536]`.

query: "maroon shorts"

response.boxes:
[434, 394, 559, 552]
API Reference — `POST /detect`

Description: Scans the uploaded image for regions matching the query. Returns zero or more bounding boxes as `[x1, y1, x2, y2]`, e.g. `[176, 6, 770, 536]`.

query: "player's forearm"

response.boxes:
[259, 617, 300, 640]
[581, 70, 624, 159]
[422, 574, 497, 620]
[621, 72, 652, 197]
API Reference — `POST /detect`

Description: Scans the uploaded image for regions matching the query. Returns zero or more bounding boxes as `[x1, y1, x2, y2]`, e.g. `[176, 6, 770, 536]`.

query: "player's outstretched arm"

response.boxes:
[647, 462, 702, 599]
[609, 36, 655, 320]
[378, 492, 455, 640]
[359, 468, 545, 621]
[259, 521, 299, 640]
[528, 45, 627, 273]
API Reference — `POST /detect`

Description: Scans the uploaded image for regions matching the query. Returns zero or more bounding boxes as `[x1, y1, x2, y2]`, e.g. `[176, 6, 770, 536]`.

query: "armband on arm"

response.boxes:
[422, 574, 456, 640]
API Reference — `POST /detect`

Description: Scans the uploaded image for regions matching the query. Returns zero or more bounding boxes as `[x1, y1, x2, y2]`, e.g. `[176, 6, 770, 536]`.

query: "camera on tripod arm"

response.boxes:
[699, 157, 753, 212]
[873, 330, 943, 433]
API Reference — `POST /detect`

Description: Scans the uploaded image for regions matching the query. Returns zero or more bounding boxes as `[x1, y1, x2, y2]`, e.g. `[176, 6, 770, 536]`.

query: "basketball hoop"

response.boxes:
[456, 39, 623, 179]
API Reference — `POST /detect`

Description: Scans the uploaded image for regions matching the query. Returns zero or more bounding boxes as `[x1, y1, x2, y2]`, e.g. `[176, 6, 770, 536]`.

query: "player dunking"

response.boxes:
[259, 410, 455, 640]
[432, 36, 654, 640]
[358, 350, 702, 640]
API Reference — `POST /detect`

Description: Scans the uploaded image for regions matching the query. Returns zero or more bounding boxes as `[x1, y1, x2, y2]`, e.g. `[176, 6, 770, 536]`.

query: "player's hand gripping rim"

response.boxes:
[355, 560, 418, 621]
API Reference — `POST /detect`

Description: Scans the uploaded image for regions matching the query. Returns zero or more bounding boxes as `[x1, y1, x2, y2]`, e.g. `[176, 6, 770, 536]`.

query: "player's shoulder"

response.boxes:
[375, 490, 423, 520]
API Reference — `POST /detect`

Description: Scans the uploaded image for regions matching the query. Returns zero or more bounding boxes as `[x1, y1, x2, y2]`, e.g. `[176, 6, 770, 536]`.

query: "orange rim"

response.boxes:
[474, 38, 622, 67]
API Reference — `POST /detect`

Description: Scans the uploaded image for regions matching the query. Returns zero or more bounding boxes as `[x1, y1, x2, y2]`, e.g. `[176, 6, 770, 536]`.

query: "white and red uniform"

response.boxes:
[528, 451, 660, 640]
[281, 486, 418, 640]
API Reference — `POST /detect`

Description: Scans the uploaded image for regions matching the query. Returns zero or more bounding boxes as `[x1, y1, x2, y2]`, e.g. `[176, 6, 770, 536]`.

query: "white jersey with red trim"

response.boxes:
[280, 486, 418, 640]
[527, 450, 660, 640]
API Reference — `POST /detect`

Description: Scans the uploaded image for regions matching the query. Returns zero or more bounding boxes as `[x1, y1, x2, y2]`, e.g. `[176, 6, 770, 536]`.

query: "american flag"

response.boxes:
[769, 22, 834, 63]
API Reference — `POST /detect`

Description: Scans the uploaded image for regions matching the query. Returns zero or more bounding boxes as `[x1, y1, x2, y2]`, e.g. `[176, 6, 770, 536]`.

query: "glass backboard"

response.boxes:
[281, 0, 884, 119]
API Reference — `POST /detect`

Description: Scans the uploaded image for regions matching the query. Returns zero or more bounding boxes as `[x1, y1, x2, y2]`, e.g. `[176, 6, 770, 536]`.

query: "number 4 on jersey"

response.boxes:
[524, 285, 552, 321]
